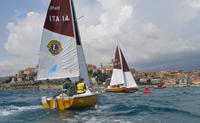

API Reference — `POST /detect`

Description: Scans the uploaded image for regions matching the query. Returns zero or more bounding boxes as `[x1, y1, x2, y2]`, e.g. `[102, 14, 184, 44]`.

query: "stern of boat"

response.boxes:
[41, 96, 56, 109]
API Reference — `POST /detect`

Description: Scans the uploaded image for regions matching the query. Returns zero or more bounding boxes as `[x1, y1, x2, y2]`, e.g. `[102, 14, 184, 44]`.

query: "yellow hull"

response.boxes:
[42, 94, 98, 110]
[57, 94, 98, 110]
[105, 87, 126, 93]
[42, 97, 56, 109]
[105, 87, 138, 93]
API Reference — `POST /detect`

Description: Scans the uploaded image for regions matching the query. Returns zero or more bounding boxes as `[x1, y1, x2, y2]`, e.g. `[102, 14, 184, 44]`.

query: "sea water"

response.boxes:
[0, 87, 200, 123]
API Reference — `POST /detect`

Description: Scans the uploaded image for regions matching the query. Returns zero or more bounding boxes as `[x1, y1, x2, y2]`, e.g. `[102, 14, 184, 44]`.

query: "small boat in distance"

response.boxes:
[105, 46, 138, 93]
[37, 0, 98, 110]
[153, 83, 166, 89]
[143, 87, 151, 94]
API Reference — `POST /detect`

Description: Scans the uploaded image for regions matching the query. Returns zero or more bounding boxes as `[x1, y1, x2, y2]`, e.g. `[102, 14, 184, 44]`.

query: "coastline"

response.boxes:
[1, 81, 199, 91]
[0, 81, 62, 90]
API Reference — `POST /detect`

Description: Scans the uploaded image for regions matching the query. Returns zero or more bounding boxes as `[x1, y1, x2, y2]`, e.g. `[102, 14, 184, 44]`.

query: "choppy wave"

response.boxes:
[0, 105, 41, 117]
[0, 87, 200, 123]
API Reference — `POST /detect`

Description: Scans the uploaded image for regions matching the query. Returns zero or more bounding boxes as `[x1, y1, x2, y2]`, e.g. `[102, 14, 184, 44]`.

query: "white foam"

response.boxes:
[63, 117, 133, 123]
[0, 105, 41, 116]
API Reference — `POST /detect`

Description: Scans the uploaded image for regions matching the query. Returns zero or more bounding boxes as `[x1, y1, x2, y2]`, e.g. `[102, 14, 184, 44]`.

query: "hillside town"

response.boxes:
[0, 61, 200, 90]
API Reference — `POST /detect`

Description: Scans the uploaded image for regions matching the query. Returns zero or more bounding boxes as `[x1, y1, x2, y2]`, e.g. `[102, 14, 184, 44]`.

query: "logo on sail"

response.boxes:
[47, 40, 63, 56]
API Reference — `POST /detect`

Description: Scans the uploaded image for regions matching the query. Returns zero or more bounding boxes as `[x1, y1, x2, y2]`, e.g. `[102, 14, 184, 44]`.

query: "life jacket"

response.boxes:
[77, 82, 86, 94]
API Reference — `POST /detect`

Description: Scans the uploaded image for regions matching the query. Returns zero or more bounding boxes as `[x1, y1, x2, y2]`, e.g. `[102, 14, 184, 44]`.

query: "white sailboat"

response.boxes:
[105, 46, 138, 93]
[37, 0, 98, 110]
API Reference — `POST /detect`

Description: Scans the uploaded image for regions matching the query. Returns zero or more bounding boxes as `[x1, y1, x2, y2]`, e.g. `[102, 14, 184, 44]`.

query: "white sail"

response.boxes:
[71, 0, 90, 85]
[37, 0, 90, 85]
[110, 69, 125, 86]
[77, 45, 90, 85]
[37, 29, 79, 80]
[110, 47, 125, 86]
[124, 72, 138, 88]
[110, 46, 138, 88]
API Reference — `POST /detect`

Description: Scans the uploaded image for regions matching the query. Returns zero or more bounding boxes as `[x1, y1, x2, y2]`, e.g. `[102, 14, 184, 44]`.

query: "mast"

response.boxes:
[71, 0, 81, 45]
[71, 0, 90, 84]
[118, 46, 126, 86]
[118, 47, 129, 86]
[118, 46, 123, 71]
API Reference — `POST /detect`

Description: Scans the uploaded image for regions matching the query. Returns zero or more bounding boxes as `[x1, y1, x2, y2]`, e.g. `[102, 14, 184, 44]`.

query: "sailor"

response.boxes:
[63, 78, 76, 96]
[76, 78, 86, 94]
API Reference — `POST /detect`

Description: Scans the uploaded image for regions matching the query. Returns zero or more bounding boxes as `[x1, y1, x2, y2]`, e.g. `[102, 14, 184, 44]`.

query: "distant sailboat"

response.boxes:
[105, 46, 138, 93]
[37, 0, 98, 110]
[153, 83, 166, 89]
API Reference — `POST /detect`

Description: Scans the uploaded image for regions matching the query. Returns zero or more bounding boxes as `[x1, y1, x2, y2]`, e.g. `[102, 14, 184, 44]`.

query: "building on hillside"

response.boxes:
[190, 70, 200, 80]
[163, 78, 176, 86]
[151, 78, 162, 84]
[192, 78, 200, 85]
[135, 71, 146, 79]
[87, 64, 97, 72]
[139, 78, 147, 83]
[15, 67, 37, 82]
[98, 61, 113, 75]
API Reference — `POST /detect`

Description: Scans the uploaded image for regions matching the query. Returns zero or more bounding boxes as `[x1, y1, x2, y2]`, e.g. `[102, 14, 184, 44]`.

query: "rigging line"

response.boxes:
[77, 16, 84, 20]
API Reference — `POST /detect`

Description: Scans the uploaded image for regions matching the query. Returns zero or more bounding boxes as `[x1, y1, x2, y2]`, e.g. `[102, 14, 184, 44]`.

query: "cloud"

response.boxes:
[1, 0, 200, 76]
[1, 12, 45, 76]
[79, 0, 200, 71]
[5, 12, 44, 58]
[79, 2, 135, 64]
[188, 0, 200, 9]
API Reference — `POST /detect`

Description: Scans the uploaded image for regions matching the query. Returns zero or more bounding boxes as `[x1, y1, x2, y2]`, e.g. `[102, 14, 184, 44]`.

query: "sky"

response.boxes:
[0, 0, 200, 76]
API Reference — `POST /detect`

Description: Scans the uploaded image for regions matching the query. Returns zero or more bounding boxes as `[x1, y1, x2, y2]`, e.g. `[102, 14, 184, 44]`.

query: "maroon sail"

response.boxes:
[113, 46, 122, 69]
[119, 48, 130, 72]
[44, 0, 74, 37]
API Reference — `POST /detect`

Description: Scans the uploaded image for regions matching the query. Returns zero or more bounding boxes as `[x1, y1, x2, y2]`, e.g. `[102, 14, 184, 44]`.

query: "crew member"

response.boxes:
[63, 78, 76, 96]
[76, 78, 86, 94]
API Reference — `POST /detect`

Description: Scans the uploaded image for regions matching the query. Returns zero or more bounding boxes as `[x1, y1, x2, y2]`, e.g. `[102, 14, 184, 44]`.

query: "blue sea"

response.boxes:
[0, 87, 200, 123]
